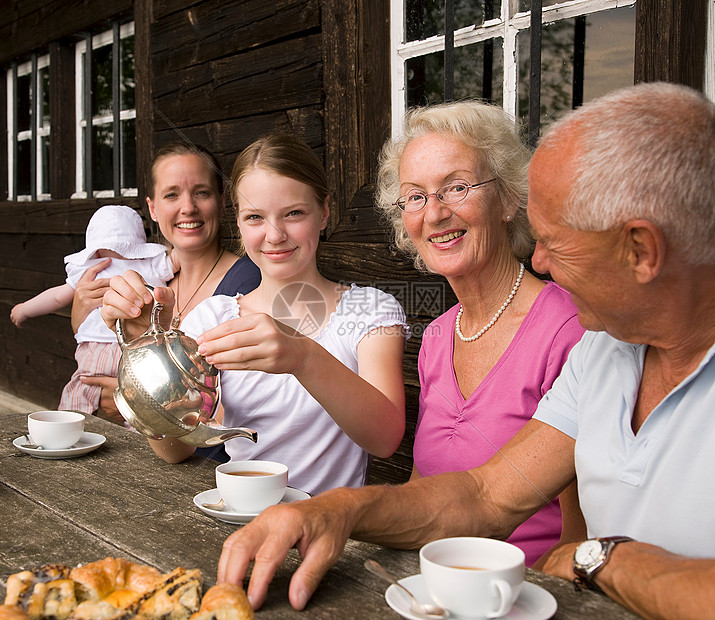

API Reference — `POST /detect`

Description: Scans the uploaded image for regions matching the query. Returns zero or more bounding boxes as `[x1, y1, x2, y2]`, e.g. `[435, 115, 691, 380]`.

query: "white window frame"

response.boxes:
[6, 53, 51, 201]
[73, 21, 136, 198]
[390, 0, 637, 138]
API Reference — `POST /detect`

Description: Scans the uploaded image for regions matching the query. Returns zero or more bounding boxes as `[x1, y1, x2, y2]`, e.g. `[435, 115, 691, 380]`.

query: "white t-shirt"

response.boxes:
[181, 284, 409, 495]
[66, 254, 174, 343]
[534, 331, 715, 557]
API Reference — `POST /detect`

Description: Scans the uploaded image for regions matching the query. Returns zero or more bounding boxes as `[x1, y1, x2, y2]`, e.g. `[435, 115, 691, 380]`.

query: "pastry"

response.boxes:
[0, 605, 29, 620]
[5, 566, 71, 610]
[135, 568, 203, 620]
[70, 558, 161, 602]
[189, 583, 253, 620]
[2, 559, 212, 620]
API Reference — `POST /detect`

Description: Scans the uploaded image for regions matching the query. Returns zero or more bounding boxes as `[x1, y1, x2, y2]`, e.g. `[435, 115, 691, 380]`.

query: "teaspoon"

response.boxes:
[201, 498, 225, 510]
[364, 559, 448, 619]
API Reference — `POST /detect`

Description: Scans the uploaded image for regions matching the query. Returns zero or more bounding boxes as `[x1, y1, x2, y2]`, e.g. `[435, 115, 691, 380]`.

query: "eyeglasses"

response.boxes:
[394, 178, 496, 213]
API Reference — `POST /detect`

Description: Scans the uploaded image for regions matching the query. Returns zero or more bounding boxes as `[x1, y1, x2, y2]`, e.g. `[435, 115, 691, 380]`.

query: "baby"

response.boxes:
[11, 205, 177, 415]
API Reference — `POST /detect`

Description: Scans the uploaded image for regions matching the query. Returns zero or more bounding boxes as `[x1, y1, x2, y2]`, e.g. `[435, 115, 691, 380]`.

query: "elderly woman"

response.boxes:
[375, 100, 585, 566]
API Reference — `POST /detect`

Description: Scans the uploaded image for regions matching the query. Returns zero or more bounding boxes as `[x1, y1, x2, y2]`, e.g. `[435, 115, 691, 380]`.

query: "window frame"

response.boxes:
[390, 0, 637, 138]
[73, 20, 136, 199]
[6, 52, 51, 201]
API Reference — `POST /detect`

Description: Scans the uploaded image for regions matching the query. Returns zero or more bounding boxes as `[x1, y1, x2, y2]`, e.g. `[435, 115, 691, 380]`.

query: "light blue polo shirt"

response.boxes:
[534, 331, 715, 558]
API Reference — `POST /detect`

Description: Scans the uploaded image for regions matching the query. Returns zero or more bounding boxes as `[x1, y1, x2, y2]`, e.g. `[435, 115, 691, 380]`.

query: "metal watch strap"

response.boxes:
[573, 536, 634, 591]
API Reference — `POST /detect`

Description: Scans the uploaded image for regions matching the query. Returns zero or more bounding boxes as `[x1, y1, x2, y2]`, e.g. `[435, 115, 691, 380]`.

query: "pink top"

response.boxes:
[414, 282, 584, 565]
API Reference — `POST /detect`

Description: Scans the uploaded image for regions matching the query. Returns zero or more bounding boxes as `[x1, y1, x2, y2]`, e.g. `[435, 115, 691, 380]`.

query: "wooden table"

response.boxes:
[0, 412, 639, 619]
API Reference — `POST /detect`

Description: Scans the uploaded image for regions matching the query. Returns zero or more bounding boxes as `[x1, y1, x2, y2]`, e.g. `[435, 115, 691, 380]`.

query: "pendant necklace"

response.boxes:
[171, 249, 224, 328]
[455, 262, 525, 343]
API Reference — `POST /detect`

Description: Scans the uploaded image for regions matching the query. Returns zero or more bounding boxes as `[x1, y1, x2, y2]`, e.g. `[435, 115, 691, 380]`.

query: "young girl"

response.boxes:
[11, 205, 176, 416]
[102, 135, 408, 495]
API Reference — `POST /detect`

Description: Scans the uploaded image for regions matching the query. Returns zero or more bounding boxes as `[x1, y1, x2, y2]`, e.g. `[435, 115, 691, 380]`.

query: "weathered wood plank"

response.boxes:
[0, 200, 141, 234]
[635, 0, 707, 89]
[0, 310, 76, 407]
[0, 0, 133, 65]
[153, 107, 324, 174]
[151, 0, 319, 72]
[152, 36, 322, 128]
[322, 0, 390, 223]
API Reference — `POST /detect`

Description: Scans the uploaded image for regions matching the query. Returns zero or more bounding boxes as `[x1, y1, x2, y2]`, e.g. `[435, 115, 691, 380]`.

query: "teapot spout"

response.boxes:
[178, 421, 258, 447]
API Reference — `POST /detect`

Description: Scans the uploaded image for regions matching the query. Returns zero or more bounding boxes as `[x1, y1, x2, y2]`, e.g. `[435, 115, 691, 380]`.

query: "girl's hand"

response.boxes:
[196, 313, 315, 375]
[100, 270, 175, 341]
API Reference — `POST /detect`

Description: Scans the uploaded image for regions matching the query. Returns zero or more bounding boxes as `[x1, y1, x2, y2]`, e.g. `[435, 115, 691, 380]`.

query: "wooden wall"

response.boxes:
[0, 0, 708, 485]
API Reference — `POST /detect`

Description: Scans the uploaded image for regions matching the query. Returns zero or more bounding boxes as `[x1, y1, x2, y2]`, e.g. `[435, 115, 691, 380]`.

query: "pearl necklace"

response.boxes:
[455, 263, 525, 343]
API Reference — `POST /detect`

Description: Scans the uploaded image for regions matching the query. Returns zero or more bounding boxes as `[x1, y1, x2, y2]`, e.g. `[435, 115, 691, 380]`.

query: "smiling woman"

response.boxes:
[100, 134, 410, 496]
[374, 100, 586, 566]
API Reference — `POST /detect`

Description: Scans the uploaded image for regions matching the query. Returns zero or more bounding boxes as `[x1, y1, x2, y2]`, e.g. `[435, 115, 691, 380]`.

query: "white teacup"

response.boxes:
[215, 460, 288, 513]
[420, 537, 525, 619]
[28, 410, 85, 450]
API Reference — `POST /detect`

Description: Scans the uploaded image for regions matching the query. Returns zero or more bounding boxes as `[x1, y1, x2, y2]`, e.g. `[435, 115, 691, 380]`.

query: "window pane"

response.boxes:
[582, 7, 635, 101]
[517, 7, 635, 130]
[39, 65, 50, 127]
[92, 43, 113, 118]
[406, 39, 503, 107]
[17, 73, 32, 132]
[406, 0, 500, 41]
[121, 35, 135, 111]
[17, 139, 32, 196]
[406, 0, 443, 41]
[121, 118, 136, 189]
[93, 123, 114, 192]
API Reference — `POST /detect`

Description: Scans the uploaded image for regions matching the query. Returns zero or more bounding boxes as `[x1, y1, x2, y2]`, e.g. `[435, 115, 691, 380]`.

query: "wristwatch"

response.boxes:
[573, 536, 634, 590]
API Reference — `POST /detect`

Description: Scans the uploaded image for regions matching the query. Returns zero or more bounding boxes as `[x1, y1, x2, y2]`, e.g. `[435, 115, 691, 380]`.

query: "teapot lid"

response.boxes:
[164, 328, 219, 389]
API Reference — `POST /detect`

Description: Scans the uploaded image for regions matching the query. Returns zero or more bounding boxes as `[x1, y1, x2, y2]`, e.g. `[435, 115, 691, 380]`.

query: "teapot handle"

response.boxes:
[115, 283, 164, 346]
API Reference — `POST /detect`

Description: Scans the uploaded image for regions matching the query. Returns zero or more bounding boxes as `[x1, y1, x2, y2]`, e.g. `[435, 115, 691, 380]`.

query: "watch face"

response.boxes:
[575, 539, 603, 566]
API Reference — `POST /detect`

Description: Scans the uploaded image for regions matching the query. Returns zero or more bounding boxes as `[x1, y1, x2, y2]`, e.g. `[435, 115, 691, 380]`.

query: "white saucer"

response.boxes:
[193, 487, 311, 524]
[12, 432, 106, 459]
[385, 575, 557, 620]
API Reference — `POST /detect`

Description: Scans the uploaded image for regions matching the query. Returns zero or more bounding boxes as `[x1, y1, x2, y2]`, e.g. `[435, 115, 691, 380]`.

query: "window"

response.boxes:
[6, 53, 51, 201]
[74, 21, 136, 198]
[391, 0, 636, 141]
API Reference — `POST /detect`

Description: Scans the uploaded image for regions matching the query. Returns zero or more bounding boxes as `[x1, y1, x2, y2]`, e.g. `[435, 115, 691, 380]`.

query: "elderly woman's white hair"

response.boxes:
[375, 100, 533, 272]
[540, 81, 715, 265]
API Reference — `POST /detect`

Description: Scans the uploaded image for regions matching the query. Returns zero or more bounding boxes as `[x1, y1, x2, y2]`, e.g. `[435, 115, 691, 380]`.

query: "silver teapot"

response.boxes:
[113, 287, 257, 447]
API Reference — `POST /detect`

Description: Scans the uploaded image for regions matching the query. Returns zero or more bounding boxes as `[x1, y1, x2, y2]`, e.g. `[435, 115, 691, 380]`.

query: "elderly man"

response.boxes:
[217, 82, 715, 619]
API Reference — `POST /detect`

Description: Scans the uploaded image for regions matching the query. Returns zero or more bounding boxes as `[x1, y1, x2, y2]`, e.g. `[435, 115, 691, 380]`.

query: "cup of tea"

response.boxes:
[419, 537, 525, 619]
[215, 460, 288, 513]
[28, 410, 86, 450]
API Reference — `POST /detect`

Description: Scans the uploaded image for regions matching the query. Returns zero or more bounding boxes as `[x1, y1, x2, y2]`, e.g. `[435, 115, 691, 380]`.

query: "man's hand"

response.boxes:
[218, 488, 357, 611]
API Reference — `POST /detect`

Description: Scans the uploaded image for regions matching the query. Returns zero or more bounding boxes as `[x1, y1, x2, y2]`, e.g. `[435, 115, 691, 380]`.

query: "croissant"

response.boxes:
[189, 583, 253, 620]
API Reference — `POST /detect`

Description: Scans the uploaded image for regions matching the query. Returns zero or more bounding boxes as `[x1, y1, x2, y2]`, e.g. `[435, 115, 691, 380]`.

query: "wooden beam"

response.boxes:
[635, 0, 707, 90]
[49, 41, 75, 199]
[321, 0, 390, 235]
